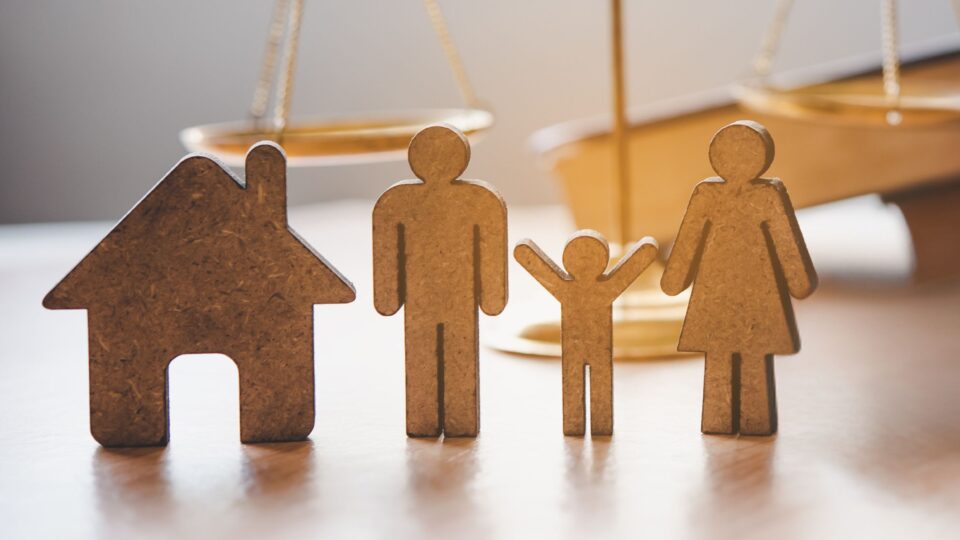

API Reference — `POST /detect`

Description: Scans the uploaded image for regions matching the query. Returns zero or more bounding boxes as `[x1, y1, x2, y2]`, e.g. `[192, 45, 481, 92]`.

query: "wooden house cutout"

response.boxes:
[43, 143, 355, 447]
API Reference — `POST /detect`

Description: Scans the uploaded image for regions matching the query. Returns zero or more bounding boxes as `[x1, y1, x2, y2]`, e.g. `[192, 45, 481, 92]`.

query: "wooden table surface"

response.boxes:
[1, 202, 958, 539]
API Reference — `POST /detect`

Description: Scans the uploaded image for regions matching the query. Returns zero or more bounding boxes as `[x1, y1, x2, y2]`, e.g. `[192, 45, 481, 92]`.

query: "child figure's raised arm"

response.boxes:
[764, 181, 819, 299]
[514, 240, 568, 300]
[602, 237, 659, 298]
[662, 181, 714, 296]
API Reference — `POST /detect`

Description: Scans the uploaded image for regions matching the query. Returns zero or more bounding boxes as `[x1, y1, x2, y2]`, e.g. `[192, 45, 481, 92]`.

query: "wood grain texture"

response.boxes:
[662, 121, 818, 436]
[4, 202, 960, 540]
[41, 143, 356, 447]
[514, 231, 657, 435]
[372, 125, 508, 437]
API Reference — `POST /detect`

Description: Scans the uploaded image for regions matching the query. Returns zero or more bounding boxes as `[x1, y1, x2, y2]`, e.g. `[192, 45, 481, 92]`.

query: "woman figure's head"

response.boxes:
[708, 121, 775, 184]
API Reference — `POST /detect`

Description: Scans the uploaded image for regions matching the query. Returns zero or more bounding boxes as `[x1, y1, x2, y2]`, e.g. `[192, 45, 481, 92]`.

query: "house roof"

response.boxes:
[43, 143, 355, 311]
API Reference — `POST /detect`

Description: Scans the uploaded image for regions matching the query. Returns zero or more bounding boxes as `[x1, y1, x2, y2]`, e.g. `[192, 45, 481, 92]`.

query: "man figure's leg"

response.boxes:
[439, 309, 479, 437]
[404, 311, 442, 437]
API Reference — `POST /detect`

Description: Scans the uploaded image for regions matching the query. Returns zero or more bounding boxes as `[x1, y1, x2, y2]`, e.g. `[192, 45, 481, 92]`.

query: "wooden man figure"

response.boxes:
[372, 124, 508, 438]
[661, 120, 818, 436]
[43, 143, 356, 447]
[515, 231, 658, 436]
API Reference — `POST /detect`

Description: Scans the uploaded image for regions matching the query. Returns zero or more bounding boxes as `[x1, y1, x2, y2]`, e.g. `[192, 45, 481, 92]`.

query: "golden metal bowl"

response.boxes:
[180, 108, 494, 167]
[737, 79, 960, 126]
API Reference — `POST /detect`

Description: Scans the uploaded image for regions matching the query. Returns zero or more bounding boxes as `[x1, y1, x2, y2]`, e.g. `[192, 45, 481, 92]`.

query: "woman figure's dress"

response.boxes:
[671, 178, 811, 355]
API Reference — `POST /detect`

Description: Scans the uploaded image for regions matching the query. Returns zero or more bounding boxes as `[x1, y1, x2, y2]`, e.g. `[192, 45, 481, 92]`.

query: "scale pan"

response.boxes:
[181, 108, 493, 167]
[737, 79, 960, 126]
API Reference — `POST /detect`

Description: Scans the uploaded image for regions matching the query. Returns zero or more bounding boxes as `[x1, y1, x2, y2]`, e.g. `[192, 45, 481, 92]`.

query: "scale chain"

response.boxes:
[880, 0, 902, 124]
[754, 0, 903, 125]
[249, 0, 480, 138]
[423, 0, 480, 108]
[752, 0, 795, 78]
[272, 0, 305, 134]
[250, 0, 290, 124]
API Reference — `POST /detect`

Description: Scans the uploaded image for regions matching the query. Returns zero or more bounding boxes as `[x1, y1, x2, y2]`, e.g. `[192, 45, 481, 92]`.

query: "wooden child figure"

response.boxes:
[515, 231, 658, 436]
[372, 124, 508, 438]
[661, 120, 818, 436]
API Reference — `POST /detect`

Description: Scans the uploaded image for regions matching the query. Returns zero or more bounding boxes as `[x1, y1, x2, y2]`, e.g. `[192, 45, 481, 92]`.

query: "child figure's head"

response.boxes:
[563, 230, 610, 279]
[708, 120, 774, 184]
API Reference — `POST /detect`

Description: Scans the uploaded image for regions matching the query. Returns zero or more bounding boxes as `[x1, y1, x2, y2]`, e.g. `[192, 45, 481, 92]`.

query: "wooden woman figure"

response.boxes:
[661, 120, 818, 436]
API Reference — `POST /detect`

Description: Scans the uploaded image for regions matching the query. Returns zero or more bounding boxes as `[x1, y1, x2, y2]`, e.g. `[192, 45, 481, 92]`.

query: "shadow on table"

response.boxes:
[562, 437, 615, 526]
[240, 440, 315, 499]
[91, 439, 315, 517]
[92, 446, 171, 504]
[91, 446, 175, 530]
[564, 436, 613, 485]
[689, 436, 781, 538]
[703, 436, 776, 493]
[404, 437, 489, 538]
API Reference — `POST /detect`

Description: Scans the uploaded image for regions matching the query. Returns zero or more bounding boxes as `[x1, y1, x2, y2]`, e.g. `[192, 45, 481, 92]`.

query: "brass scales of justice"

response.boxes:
[182, 0, 960, 359]
[181, 0, 492, 165]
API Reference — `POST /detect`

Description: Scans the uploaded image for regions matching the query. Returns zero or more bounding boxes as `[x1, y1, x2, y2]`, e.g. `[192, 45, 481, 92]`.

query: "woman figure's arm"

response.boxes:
[661, 181, 714, 296]
[764, 181, 819, 299]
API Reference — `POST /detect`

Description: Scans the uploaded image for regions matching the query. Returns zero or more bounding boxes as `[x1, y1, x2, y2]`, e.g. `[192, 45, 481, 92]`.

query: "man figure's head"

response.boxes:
[408, 124, 471, 185]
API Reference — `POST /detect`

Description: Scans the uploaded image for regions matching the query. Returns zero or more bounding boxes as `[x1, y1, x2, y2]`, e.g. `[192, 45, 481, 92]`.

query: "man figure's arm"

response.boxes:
[476, 188, 508, 316]
[372, 188, 407, 316]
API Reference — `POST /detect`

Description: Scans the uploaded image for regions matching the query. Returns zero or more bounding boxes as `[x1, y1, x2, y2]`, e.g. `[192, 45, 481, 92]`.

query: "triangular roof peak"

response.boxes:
[44, 141, 353, 310]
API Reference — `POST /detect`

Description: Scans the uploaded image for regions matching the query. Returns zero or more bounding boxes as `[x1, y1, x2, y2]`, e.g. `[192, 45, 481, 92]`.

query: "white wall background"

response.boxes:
[1, 0, 958, 223]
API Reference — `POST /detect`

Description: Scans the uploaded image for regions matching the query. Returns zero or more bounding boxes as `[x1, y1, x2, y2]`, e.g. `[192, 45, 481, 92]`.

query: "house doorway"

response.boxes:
[167, 354, 240, 445]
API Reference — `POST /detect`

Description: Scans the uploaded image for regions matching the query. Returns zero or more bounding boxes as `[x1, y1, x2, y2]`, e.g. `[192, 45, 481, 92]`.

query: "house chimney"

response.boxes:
[245, 142, 287, 220]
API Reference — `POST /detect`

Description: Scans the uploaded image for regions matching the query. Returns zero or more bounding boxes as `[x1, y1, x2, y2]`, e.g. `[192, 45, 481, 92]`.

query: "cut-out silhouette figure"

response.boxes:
[372, 124, 507, 438]
[43, 143, 356, 447]
[661, 120, 818, 436]
[515, 231, 658, 436]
